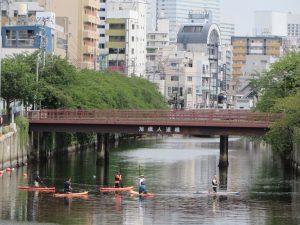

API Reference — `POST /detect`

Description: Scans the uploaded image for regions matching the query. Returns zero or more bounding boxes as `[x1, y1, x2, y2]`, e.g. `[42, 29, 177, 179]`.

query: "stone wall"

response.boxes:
[0, 124, 27, 170]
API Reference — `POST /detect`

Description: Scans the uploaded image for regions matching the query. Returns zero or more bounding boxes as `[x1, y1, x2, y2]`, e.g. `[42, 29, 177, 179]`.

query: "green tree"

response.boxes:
[251, 52, 300, 156]
[1, 55, 36, 113]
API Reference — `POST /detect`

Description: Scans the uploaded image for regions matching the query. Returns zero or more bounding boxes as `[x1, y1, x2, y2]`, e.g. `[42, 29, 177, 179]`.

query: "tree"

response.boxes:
[250, 52, 300, 156]
[1, 55, 36, 113]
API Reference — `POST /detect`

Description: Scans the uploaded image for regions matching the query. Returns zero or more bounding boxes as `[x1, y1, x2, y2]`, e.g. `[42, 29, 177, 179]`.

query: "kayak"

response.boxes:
[195, 191, 240, 196]
[130, 190, 154, 197]
[18, 186, 56, 192]
[99, 186, 134, 192]
[53, 191, 89, 197]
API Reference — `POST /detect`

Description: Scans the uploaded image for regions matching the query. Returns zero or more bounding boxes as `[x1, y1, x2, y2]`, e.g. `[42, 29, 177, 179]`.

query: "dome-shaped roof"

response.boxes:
[177, 23, 221, 45]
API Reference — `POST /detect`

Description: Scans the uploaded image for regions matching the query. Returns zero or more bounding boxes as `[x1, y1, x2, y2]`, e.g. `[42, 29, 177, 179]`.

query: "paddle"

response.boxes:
[119, 164, 123, 188]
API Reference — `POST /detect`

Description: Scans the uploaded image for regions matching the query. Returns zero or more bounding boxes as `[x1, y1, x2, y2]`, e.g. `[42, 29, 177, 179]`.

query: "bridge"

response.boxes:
[27, 109, 283, 167]
[28, 109, 282, 136]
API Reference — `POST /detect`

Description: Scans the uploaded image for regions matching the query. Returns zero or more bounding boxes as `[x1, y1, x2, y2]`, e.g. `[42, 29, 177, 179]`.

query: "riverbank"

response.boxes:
[0, 123, 27, 170]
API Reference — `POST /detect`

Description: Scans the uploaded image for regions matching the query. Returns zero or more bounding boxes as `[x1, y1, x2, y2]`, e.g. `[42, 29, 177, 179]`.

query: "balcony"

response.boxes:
[266, 50, 280, 55]
[106, 42, 126, 48]
[232, 63, 244, 68]
[106, 30, 126, 36]
[83, 30, 99, 40]
[266, 42, 281, 47]
[232, 41, 247, 47]
[83, 14, 100, 25]
[232, 55, 246, 61]
[232, 49, 247, 54]
[83, 45, 96, 54]
[83, 0, 100, 9]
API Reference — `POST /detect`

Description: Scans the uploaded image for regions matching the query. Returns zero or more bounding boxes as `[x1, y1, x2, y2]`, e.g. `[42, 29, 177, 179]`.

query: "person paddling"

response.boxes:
[34, 175, 42, 187]
[138, 175, 147, 194]
[211, 175, 219, 193]
[114, 171, 122, 188]
[64, 177, 72, 193]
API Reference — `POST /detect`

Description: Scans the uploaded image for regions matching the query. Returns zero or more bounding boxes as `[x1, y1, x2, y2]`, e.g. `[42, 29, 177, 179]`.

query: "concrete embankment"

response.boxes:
[0, 124, 27, 170]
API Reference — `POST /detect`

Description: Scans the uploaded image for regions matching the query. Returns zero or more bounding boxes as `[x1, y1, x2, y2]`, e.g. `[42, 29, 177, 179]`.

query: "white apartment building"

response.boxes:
[105, 0, 147, 77]
[146, 16, 169, 76]
[155, 0, 220, 42]
[287, 13, 300, 37]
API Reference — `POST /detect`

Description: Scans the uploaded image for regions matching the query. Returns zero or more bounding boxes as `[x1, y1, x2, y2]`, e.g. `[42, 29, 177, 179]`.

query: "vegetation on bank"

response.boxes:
[2, 52, 167, 111]
[2, 52, 167, 149]
[251, 52, 300, 158]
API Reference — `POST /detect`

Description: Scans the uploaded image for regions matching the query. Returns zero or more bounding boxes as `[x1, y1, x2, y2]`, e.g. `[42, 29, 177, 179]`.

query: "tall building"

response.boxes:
[105, 0, 147, 77]
[231, 36, 283, 78]
[254, 11, 287, 36]
[155, 0, 220, 42]
[39, 0, 100, 70]
[219, 16, 235, 46]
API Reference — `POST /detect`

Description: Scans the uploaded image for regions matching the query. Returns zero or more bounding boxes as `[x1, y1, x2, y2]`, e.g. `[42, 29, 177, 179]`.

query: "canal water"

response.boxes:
[0, 136, 299, 225]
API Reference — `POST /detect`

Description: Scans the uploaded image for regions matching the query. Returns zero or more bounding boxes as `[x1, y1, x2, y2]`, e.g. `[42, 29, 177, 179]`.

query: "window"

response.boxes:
[187, 88, 192, 94]
[132, 36, 134, 42]
[131, 48, 134, 54]
[100, 34, 105, 37]
[110, 24, 125, 29]
[171, 76, 179, 81]
[132, 24, 135, 30]
[109, 36, 125, 42]
[187, 77, 192, 81]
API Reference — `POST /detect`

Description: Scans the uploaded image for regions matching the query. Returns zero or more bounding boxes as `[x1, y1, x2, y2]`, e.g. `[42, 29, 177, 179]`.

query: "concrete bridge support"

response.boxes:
[96, 133, 109, 166]
[219, 165, 228, 191]
[219, 135, 229, 168]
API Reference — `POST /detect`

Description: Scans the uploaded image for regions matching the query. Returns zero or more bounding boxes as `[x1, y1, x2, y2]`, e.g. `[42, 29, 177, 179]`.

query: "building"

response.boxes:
[171, 21, 221, 108]
[287, 13, 300, 37]
[0, 1, 66, 58]
[231, 36, 283, 78]
[254, 11, 287, 36]
[219, 16, 235, 46]
[39, 0, 100, 70]
[98, 0, 107, 70]
[155, 0, 220, 42]
[146, 16, 169, 78]
[105, 0, 147, 77]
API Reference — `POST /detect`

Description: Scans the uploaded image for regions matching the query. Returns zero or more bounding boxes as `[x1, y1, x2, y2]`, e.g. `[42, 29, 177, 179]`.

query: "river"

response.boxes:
[0, 136, 299, 225]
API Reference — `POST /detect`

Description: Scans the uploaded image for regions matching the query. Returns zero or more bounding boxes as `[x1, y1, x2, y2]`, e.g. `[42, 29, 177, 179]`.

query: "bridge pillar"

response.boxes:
[96, 133, 109, 166]
[218, 135, 229, 168]
[219, 165, 228, 191]
[28, 131, 40, 163]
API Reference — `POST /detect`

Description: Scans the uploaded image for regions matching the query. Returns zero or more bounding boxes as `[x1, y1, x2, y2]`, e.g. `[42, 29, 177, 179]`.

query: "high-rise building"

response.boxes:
[38, 0, 100, 70]
[220, 16, 235, 46]
[105, 0, 147, 77]
[287, 13, 300, 37]
[154, 0, 220, 42]
[254, 11, 287, 36]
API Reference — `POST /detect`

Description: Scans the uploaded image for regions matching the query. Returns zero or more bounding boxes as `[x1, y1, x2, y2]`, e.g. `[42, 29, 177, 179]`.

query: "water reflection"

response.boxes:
[0, 136, 299, 225]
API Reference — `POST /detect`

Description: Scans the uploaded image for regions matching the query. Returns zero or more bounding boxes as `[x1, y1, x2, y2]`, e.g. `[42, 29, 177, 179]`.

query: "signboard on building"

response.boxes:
[36, 12, 56, 29]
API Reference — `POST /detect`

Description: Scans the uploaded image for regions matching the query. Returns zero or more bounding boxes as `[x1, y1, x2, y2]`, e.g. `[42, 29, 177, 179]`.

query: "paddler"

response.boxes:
[138, 175, 147, 194]
[211, 175, 219, 193]
[114, 171, 122, 188]
[64, 177, 72, 193]
[34, 174, 42, 187]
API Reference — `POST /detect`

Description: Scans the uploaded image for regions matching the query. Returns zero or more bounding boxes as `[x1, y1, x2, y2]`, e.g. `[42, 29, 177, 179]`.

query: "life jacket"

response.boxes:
[115, 175, 121, 183]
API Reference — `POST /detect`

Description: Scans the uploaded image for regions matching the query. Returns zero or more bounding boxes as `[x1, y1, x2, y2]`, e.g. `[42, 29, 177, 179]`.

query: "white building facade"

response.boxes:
[105, 0, 147, 77]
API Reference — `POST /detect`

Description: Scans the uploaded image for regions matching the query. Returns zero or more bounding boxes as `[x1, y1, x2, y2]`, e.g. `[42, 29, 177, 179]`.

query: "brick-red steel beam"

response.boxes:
[27, 109, 282, 136]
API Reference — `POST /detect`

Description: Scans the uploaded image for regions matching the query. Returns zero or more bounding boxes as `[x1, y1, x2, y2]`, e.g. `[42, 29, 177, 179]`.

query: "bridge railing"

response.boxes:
[27, 109, 283, 127]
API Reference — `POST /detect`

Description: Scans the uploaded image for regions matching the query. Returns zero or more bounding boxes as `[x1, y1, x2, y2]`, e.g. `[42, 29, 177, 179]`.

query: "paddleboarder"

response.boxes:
[34, 175, 42, 187]
[114, 171, 122, 188]
[212, 175, 219, 193]
[64, 177, 72, 193]
[138, 175, 147, 194]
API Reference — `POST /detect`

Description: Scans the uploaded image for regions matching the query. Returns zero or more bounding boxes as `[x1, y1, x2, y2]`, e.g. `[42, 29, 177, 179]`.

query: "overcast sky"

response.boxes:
[221, 0, 300, 35]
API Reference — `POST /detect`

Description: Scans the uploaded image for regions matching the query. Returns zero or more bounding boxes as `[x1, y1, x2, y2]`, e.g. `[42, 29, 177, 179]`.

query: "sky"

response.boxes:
[220, 0, 300, 35]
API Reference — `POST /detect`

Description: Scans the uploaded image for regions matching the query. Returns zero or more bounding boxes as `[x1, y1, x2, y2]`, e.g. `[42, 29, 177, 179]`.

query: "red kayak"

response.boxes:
[53, 191, 89, 198]
[130, 190, 154, 197]
[99, 186, 134, 192]
[18, 186, 56, 192]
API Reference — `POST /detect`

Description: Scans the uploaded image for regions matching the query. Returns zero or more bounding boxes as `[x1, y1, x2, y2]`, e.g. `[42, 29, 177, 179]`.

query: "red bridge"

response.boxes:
[28, 109, 282, 136]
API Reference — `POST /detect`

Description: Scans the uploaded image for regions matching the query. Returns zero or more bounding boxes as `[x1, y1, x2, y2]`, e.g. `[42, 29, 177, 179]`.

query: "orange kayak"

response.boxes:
[18, 186, 56, 192]
[99, 186, 134, 192]
[130, 190, 154, 197]
[53, 191, 89, 197]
